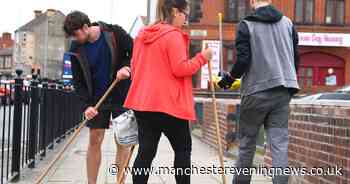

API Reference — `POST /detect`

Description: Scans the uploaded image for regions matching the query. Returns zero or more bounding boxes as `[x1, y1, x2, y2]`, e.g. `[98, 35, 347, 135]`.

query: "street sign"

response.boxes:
[62, 53, 73, 84]
[298, 32, 350, 47]
[190, 29, 208, 37]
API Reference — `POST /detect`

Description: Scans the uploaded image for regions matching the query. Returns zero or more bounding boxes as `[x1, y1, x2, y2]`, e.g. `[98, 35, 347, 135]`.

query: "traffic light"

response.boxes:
[189, 0, 203, 23]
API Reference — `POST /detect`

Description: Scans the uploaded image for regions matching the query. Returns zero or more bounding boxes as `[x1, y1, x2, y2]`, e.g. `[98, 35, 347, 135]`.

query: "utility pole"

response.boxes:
[110, 0, 114, 23]
[147, 0, 151, 24]
[219, 13, 223, 71]
[44, 17, 49, 78]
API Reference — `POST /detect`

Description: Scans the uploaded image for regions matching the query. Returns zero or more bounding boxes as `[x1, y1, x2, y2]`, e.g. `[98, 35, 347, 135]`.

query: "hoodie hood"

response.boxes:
[245, 5, 283, 23]
[137, 22, 182, 44]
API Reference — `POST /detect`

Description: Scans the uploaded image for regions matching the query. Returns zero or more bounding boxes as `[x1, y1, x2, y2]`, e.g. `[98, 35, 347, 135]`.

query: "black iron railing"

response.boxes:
[0, 70, 84, 183]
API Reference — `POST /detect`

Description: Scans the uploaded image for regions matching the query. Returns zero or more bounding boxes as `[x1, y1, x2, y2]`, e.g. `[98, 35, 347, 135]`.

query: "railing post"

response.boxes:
[28, 74, 39, 168]
[39, 81, 48, 158]
[56, 82, 63, 143]
[61, 85, 67, 139]
[68, 90, 74, 133]
[68, 91, 75, 132]
[48, 82, 56, 149]
[10, 70, 24, 181]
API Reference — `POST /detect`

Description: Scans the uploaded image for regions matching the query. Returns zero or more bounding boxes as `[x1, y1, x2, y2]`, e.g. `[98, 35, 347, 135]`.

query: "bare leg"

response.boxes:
[87, 129, 105, 184]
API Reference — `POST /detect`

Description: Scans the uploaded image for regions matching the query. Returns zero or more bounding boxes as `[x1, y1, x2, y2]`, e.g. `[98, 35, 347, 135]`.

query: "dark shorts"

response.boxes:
[86, 108, 125, 129]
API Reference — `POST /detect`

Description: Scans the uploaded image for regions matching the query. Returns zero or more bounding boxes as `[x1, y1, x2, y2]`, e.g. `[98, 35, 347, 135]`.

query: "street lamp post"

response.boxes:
[44, 18, 49, 78]
[147, 0, 151, 24]
[110, 0, 114, 23]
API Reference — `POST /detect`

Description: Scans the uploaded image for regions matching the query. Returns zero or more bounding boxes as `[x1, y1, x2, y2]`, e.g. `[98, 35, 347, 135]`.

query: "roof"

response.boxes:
[16, 10, 65, 32]
[0, 48, 13, 56]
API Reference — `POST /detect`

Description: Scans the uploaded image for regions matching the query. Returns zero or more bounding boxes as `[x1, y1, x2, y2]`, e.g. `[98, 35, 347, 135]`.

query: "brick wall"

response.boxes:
[194, 98, 350, 183]
[193, 98, 240, 150]
[264, 104, 350, 184]
[201, 100, 228, 149]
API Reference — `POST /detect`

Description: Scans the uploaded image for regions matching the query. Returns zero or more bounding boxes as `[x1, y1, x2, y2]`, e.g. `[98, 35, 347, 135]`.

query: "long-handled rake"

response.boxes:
[117, 145, 136, 184]
[205, 12, 227, 184]
[207, 58, 228, 184]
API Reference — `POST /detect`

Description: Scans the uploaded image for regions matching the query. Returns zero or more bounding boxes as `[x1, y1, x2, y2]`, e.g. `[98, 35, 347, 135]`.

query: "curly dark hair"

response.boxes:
[63, 11, 91, 37]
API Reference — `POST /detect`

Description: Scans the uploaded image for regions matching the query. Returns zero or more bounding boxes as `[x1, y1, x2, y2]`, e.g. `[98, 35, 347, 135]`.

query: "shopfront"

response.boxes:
[298, 32, 350, 92]
[298, 52, 345, 88]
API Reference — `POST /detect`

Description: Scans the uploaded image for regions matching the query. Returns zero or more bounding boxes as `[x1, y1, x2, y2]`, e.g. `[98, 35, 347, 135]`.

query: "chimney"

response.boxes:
[46, 9, 56, 17]
[34, 10, 42, 18]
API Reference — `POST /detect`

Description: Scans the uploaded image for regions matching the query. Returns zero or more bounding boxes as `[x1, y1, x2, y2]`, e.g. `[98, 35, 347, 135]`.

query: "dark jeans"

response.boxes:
[233, 87, 292, 184]
[132, 111, 192, 184]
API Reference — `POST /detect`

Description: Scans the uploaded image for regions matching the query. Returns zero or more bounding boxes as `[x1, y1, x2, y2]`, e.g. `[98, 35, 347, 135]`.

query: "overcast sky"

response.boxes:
[0, 0, 148, 36]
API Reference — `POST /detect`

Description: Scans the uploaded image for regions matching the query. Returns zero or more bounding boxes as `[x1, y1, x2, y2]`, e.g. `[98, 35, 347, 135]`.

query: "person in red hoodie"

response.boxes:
[123, 0, 212, 183]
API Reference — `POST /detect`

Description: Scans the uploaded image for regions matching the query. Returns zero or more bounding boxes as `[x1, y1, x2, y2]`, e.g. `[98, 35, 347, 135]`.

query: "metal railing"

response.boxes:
[0, 70, 84, 183]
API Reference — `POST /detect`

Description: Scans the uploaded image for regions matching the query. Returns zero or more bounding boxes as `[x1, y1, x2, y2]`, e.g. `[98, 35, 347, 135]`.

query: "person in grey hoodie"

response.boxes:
[217, 0, 300, 183]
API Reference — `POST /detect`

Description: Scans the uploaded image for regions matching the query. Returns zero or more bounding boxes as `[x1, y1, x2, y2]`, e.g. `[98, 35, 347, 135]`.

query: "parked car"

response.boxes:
[0, 80, 15, 105]
[293, 92, 350, 105]
[336, 85, 350, 93]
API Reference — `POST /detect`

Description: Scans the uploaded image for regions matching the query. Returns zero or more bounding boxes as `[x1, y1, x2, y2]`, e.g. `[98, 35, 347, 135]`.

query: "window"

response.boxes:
[325, 0, 345, 25]
[224, 44, 235, 71]
[189, 0, 203, 23]
[298, 67, 313, 88]
[226, 48, 234, 70]
[0, 57, 4, 69]
[295, 0, 314, 24]
[5, 56, 12, 69]
[189, 40, 202, 88]
[225, 0, 250, 22]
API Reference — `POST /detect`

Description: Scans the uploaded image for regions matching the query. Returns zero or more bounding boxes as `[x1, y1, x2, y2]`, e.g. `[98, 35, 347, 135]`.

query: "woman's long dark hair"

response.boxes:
[155, 0, 188, 24]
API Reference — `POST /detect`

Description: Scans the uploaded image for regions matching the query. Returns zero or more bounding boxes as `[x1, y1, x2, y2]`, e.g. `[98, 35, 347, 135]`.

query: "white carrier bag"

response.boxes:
[112, 110, 138, 146]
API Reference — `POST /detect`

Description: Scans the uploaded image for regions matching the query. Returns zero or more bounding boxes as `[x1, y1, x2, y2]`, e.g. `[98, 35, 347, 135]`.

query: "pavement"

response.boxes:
[13, 128, 272, 184]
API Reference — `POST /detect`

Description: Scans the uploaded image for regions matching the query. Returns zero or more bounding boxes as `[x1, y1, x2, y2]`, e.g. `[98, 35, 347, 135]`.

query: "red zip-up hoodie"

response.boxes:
[123, 22, 208, 121]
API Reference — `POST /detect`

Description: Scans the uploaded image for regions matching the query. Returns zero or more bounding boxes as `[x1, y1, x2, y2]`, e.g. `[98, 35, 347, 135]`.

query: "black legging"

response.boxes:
[132, 111, 192, 184]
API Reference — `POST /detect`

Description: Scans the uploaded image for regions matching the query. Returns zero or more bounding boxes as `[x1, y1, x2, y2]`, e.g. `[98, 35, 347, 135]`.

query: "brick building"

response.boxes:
[0, 32, 14, 49]
[0, 33, 14, 78]
[0, 48, 14, 79]
[185, 0, 350, 93]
